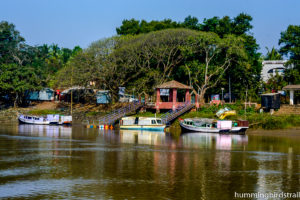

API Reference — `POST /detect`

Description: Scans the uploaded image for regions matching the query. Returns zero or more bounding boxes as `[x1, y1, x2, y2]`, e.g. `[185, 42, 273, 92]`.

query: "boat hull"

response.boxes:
[49, 122, 72, 125]
[18, 117, 50, 125]
[120, 125, 166, 131]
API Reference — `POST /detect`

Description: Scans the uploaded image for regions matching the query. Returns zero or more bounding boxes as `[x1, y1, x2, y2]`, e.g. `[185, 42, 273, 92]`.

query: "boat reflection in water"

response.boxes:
[181, 132, 248, 150]
[119, 129, 166, 145]
[117, 129, 248, 150]
[18, 124, 72, 138]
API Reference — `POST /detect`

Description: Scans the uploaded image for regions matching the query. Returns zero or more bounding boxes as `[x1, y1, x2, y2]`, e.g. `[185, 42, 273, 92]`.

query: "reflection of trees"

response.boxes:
[247, 135, 300, 195]
[6, 125, 299, 199]
[65, 131, 300, 198]
[92, 132, 253, 199]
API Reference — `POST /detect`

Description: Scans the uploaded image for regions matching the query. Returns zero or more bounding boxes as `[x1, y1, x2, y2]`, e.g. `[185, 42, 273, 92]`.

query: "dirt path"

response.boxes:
[32, 101, 59, 110]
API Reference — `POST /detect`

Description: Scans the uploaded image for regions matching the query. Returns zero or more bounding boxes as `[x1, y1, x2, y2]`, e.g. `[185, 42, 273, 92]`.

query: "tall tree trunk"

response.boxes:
[199, 88, 207, 106]
[110, 86, 119, 104]
[14, 93, 18, 108]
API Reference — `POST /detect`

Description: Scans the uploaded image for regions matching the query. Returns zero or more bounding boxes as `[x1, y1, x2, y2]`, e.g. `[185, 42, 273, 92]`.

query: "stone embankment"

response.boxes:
[0, 108, 27, 123]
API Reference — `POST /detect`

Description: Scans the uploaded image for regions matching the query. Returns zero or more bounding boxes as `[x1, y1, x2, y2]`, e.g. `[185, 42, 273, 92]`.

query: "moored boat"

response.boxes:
[119, 117, 166, 131]
[179, 118, 248, 134]
[18, 114, 51, 125]
[18, 114, 72, 125]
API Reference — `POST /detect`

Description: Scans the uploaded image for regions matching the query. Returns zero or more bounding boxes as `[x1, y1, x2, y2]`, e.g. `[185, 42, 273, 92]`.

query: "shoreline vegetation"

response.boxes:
[1, 102, 300, 132]
[0, 17, 299, 133]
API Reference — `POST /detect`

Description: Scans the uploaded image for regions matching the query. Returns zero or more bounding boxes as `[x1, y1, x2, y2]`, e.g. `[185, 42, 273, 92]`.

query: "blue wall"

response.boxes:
[26, 88, 54, 101]
[96, 91, 110, 104]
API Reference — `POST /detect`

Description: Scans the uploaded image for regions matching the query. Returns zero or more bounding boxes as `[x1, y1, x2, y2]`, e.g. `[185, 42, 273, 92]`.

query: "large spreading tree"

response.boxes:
[116, 13, 262, 100]
[182, 32, 247, 104]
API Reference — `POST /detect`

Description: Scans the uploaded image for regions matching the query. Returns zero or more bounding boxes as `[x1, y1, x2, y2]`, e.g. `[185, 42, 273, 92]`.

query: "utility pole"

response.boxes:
[70, 65, 73, 115]
[221, 88, 224, 101]
[229, 76, 231, 103]
[245, 86, 248, 119]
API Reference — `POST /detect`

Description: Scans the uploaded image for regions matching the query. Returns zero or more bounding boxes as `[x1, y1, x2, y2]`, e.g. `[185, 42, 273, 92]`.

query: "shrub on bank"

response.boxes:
[248, 114, 300, 130]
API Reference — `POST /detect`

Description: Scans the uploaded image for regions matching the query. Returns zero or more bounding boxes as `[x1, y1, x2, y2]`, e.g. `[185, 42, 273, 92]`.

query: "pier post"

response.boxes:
[156, 88, 160, 113]
[185, 89, 190, 103]
[172, 88, 177, 111]
[290, 90, 294, 105]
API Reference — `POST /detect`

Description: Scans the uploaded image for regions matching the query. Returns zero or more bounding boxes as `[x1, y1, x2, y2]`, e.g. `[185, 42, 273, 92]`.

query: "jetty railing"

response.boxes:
[161, 102, 195, 125]
[98, 101, 143, 125]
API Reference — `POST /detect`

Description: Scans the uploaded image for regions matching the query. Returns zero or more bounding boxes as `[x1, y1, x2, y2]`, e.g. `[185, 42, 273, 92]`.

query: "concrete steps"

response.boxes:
[275, 105, 300, 115]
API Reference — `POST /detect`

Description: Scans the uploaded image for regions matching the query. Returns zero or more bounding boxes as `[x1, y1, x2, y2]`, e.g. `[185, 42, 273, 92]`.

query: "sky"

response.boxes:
[1, 0, 299, 55]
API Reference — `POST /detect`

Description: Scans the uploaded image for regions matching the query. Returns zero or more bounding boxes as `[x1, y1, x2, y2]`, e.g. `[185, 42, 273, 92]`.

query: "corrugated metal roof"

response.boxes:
[261, 93, 280, 96]
[282, 85, 300, 90]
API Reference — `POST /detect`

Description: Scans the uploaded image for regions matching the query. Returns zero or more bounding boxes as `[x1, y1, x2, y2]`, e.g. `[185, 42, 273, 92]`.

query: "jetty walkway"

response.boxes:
[86, 101, 194, 128]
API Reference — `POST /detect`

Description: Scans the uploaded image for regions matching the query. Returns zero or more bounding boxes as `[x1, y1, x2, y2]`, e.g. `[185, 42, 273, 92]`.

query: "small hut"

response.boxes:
[282, 85, 300, 105]
[26, 88, 54, 101]
[96, 90, 111, 104]
[261, 93, 280, 110]
[155, 80, 198, 112]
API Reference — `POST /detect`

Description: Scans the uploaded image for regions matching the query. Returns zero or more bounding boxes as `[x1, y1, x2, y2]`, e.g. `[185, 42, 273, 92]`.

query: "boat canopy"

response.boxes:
[185, 118, 215, 126]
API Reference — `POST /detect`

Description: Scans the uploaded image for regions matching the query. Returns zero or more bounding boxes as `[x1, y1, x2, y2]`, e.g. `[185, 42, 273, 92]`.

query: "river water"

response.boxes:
[0, 123, 299, 199]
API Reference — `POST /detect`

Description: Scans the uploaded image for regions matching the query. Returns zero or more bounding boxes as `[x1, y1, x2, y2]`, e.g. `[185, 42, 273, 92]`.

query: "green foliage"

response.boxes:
[247, 114, 300, 130]
[265, 47, 282, 60]
[279, 25, 300, 84]
[85, 111, 100, 117]
[61, 26, 251, 105]
[182, 15, 199, 30]
[181, 32, 247, 103]
[264, 73, 287, 92]
[28, 109, 62, 115]
[0, 21, 25, 64]
[134, 111, 164, 118]
[0, 21, 81, 106]
[116, 18, 181, 35]
[0, 64, 42, 106]
[116, 14, 261, 101]
[57, 29, 200, 102]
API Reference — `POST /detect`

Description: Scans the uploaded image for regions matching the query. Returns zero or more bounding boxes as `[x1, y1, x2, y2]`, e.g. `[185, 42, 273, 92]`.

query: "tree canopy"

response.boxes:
[0, 21, 81, 106]
[265, 47, 282, 60]
[115, 13, 262, 100]
[279, 25, 300, 84]
[3, 16, 300, 107]
[55, 28, 248, 103]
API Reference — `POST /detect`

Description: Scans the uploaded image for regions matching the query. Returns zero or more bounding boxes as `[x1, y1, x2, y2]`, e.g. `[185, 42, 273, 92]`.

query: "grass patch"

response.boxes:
[247, 114, 300, 130]
[134, 111, 164, 118]
[28, 109, 62, 115]
[85, 111, 100, 117]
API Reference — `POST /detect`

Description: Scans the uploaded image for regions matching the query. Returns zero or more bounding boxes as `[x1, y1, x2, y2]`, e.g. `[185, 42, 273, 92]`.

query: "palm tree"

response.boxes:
[265, 47, 283, 60]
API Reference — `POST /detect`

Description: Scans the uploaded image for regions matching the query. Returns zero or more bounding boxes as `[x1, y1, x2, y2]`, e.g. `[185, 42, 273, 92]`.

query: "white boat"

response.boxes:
[18, 115, 50, 125]
[119, 117, 166, 131]
[18, 114, 72, 125]
[179, 118, 248, 134]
